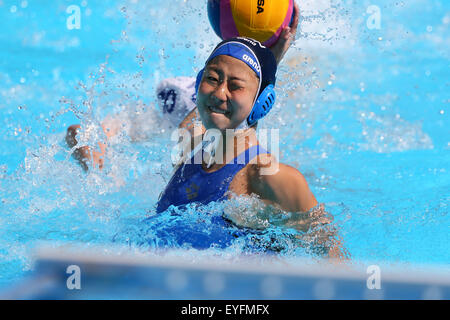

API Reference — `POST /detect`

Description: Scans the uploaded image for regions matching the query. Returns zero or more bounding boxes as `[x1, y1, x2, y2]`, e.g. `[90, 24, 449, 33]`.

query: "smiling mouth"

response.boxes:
[208, 105, 231, 116]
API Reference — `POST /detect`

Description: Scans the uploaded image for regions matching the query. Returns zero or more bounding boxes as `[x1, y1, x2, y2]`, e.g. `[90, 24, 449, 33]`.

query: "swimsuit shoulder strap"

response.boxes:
[228, 144, 270, 166]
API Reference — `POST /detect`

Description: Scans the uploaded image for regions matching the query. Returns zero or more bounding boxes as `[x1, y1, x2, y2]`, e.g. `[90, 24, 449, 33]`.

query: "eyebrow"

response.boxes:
[206, 66, 248, 82]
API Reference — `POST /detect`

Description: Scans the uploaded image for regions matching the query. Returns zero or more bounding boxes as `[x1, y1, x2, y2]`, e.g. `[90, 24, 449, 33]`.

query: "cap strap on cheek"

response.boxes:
[195, 68, 205, 94]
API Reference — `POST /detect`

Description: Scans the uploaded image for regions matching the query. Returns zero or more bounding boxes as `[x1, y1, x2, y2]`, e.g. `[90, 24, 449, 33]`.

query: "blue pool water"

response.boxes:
[0, 0, 448, 288]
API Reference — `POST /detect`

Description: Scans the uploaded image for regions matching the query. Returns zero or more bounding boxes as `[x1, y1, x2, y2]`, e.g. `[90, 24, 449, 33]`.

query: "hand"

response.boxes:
[269, 1, 300, 65]
[66, 124, 105, 171]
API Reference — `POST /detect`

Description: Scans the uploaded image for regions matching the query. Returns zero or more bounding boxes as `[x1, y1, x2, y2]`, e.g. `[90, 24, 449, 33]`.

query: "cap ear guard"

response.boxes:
[247, 85, 276, 127]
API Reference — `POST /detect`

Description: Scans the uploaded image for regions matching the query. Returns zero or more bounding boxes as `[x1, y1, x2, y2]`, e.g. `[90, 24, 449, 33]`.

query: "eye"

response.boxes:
[229, 82, 243, 91]
[204, 73, 219, 85]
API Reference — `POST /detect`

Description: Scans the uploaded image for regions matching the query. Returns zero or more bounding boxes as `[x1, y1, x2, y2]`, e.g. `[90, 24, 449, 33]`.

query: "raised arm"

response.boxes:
[269, 1, 299, 64]
[177, 3, 299, 129]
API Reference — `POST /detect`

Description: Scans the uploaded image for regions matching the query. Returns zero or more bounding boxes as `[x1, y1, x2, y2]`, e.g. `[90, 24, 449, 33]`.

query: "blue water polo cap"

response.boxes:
[196, 37, 277, 127]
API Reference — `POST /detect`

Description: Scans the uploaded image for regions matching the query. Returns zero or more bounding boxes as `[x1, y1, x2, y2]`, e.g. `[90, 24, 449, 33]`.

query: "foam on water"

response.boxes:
[0, 0, 448, 287]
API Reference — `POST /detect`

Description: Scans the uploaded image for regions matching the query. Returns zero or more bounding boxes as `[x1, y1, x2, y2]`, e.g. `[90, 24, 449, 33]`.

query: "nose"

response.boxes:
[210, 81, 229, 103]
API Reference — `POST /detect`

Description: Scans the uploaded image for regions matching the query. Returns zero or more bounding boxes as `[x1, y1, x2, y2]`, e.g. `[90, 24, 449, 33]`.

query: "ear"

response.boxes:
[195, 68, 205, 94]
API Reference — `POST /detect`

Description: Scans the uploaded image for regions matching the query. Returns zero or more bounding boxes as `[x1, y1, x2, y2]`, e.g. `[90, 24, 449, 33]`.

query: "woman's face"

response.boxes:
[196, 55, 259, 130]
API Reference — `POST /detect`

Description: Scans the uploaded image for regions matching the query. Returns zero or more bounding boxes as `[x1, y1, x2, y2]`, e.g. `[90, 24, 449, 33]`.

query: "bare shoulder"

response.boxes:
[247, 158, 318, 213]
[248, 155, 306, 186]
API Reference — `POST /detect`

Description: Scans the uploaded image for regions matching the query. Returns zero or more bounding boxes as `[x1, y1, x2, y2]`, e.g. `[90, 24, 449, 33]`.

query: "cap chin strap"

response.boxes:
[235, 69, 262, 131]
[235, 118, 252, 130]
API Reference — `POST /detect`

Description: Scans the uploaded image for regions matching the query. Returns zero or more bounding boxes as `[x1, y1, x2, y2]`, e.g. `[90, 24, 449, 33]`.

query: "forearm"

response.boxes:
[310, 224, 349, 261]
[287, 206, 349, 261]
[173, 107, 205, 167]
[179, 107, 204, 136]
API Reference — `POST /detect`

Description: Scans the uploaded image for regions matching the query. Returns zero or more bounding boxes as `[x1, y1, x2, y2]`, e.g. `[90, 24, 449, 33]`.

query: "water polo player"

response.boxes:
[64, 2, 300, 171]
[157, 37, 318, 216]
[156, 37, 345, 259]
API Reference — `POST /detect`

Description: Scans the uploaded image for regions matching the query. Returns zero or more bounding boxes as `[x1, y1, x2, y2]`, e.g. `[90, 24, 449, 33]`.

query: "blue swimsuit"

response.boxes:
[156, 144, 268, 213]
[148, 144, 269, 249]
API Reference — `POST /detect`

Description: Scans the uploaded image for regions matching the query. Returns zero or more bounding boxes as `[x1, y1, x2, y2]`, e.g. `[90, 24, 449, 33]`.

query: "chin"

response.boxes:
[203, 114, 229, 131]
[205, 120, 228, 131]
